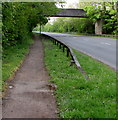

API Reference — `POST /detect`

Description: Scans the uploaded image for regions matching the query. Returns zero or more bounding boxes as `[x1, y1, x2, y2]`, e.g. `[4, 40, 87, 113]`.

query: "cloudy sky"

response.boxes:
[65, 0, 79, 8]
[56, 0, 79, 8]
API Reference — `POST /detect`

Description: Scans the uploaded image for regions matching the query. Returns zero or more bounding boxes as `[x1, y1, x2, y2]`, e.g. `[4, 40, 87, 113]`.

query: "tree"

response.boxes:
[2, 2, 58, 48]
[84, 2, 117, 34]
[42, 17, 94, 34]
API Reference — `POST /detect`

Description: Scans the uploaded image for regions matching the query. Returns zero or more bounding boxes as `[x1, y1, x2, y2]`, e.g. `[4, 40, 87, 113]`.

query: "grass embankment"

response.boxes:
[48, 31, 116, 39]
[43, 38, 116, 118]
[2, 38, 33, 91]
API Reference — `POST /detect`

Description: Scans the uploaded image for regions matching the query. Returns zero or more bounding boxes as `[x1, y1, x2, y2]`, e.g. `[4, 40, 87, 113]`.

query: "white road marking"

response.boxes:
[83, 39, 88, 41]
[105, 43, 111, 45]
[101, 42, 111, 45]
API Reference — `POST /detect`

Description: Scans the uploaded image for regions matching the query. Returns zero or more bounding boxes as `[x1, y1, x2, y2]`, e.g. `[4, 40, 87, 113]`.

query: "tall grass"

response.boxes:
[2, 37, 33, 91]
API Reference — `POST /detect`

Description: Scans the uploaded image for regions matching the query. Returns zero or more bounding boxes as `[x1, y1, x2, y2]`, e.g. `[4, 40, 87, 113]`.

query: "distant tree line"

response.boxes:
[41, 18, 95, 34]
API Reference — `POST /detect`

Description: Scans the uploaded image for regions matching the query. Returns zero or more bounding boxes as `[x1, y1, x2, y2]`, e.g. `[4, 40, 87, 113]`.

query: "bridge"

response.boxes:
[50, 9, 87, 18]
[44, 8, 103, 35]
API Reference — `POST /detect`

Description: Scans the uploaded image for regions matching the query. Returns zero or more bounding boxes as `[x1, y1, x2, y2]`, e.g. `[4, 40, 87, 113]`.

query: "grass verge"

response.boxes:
[67, 32, 117, 39]
[2, 37, 33, 92]
[47, 31, 116, 39]
[43, 38, 116, 118]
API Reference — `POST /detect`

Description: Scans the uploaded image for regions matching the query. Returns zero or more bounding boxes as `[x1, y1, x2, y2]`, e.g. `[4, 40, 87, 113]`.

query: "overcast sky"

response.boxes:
[56, 0, 79, 8]
[65, 0, 79, 8]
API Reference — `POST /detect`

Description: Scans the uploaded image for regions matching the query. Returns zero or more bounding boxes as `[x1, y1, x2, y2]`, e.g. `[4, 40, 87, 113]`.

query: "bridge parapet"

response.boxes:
[45, 8, 87, 18]
[55, 9, 87, 18]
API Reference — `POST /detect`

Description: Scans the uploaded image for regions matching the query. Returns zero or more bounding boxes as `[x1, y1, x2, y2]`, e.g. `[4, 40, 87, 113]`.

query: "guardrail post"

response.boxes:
[67, 48, 69, 57]
[63, 45, 65, 52]
[59, 43, 61, 49]
[57, 42, 58, 46]
[70, 60, 75, 66]
[54, 40, 56, 45]
[53, 39, 55, 44]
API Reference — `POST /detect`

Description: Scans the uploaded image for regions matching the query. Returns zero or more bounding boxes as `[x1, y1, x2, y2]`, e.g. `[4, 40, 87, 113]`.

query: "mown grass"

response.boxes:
[2, 38, 33, 91]
[43, 38, 116, 118]
[55, 32, 116, 39]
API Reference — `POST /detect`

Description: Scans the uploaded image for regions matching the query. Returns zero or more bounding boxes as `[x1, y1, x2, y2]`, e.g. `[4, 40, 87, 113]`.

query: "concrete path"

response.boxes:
[2, 35, 58, 118]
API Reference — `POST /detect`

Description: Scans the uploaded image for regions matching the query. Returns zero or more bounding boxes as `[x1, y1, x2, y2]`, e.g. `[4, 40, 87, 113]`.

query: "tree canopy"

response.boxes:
[2, 2, 58, 48]
[84, 2, 118, 34]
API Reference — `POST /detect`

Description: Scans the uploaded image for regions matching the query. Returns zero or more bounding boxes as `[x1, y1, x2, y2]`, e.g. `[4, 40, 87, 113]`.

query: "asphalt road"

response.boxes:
[35, 31, 116, 69]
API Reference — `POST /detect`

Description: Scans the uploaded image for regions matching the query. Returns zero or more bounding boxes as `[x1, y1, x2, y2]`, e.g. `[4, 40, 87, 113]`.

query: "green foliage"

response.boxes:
[84, 2, 117, 34]
[2, 2, 57, 48]
[84, 5, 100, 19]
[43, 38, 116, 118]
[42, 18, 95, 34]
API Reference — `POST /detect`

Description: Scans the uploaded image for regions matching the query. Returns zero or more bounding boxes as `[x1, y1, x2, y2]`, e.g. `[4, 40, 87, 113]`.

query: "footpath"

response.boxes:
[2, 35, 58, 118]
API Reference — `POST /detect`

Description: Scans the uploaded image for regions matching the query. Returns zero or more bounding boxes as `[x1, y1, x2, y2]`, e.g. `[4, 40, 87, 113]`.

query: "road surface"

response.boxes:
[35, 32, 116, 69]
